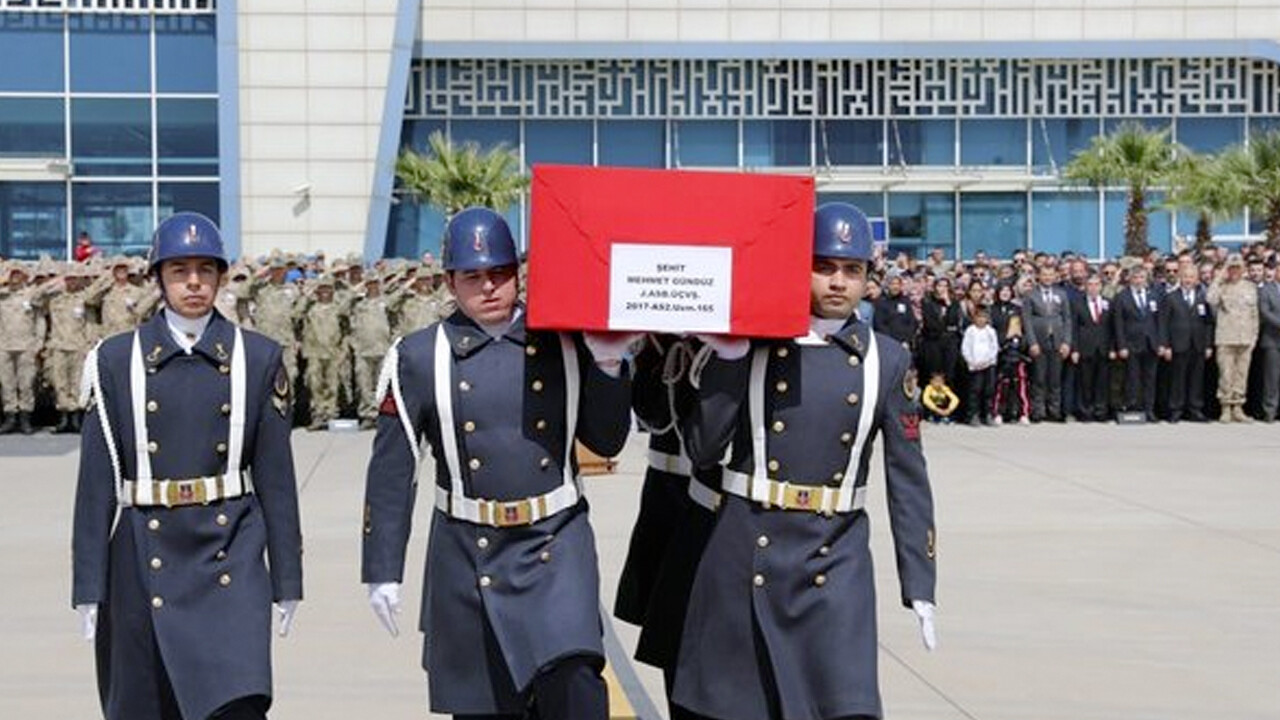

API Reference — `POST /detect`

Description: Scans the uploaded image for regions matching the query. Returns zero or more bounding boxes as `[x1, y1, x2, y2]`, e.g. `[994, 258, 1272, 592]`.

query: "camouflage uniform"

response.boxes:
[0, 265, 52, 432]
[1207, 265, 1260, 421]
[45, 268, 111, 427]
[250, 274, 302, 389]
[216, 266, 255, 326]
[299, 278, 346, 429]
[100, 263, 159, 337]
[346, 280, 393, 426]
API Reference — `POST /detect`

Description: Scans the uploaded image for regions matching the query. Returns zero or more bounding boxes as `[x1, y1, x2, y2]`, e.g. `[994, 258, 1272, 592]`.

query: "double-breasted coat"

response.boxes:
[72, 311, 303, 720]
[361, 310, 631, 715]
[674, 321, 936, 720]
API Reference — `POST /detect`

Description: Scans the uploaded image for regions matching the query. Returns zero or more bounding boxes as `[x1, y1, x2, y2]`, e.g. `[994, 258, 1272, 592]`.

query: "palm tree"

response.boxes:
[1164, 152, 1242, 253]
[1063, 121, 1179, 257]
[1217, 128, 1280, 250]
[395, 130, 529, 216]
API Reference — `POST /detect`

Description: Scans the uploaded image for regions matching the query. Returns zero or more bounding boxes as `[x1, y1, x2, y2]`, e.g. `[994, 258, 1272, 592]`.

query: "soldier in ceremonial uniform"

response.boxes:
[361, 207, 633, 719]
[72, 213, 304, 720]
[673, 202, 937, 720]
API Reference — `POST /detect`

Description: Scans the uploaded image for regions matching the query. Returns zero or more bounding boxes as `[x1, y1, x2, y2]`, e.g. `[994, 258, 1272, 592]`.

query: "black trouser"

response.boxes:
[1077, 352, 1111, 420]
[1260, 346, 1280, 420]
[967, 367, 995, 421]
[1123, 349, 1158, 416]
[1166, 349, 1206, 419]
[457, 654, 607, 720]
[1030, 345, 1064, 418]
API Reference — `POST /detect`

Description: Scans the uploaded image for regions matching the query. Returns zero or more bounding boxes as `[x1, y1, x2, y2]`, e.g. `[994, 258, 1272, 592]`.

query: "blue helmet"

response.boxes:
[813, 202, 874, 262]
[148, 212, 227, 274]
[442, 207, 518, 272]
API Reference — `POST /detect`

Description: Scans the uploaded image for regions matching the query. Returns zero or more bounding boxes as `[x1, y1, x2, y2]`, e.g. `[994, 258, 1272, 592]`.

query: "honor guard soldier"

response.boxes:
[673, 202, 938, 720]
[361, 207, 634, 720]
[72, 212, 304, 720]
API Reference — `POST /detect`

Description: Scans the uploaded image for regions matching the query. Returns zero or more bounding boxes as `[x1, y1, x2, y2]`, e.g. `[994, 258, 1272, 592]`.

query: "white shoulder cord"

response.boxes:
[80, 341, 123, 496]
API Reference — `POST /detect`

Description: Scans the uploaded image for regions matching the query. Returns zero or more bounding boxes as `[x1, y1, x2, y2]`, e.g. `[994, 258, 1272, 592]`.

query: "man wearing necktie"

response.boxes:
[1112, 266, 1160, 421]
[1256, 259, 1280, 422]
[1070, 274, 1114, 422]
[1022, 264, 1073, 422]
[1157, 265, 1212, 422]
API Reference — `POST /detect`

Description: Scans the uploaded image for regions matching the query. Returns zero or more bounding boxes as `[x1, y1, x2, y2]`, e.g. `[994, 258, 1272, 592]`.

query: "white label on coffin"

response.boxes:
[608, 243, 732, 333]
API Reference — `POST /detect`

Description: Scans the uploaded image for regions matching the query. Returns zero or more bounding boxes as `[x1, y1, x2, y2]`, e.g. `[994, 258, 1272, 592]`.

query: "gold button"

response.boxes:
[832, 472, 844, 481]
[539, 457, 551, 469]
[756, 535, 769, 548]
[219, 365, 230, 374]
[840, 432, 853, 444]
[150, 557, 163, 571]
[775, 380, 788, 393]
[477, 537, 489, 550]
[846, 392, 860, 405]
[766, 459, 779, 472]
[531, 379, 544, 392]
[775, 347, 789, 358]
[146, 400, 158, 413]
[147, 518, 161, 531]
[215, 513, 228, 526]
[479, 575, 492, 588]
[539, 551, 551, 563]
[814, 573, 827, 587]
[463, 421, 476, 433]
[819, 545, 831, 556]
[469, 458, 481, 470]
[220, 403, 231, 415]
[215, 550, 227, 560]
[525, 345, 537, 356]
[771, 420, 785, 433]
[458, 380, 471, 392]
[147, 441, 159, 454]
[151, 596, 164, 609]
[848, 355, 860, 367]
[535, 419, 547, 431]
[218, 573, 231, 587]
[216, 442, 227, 454]
[752, 574, 765, 587]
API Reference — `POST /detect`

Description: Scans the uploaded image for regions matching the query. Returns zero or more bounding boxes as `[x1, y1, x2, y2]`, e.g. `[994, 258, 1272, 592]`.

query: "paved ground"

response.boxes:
[3, 420, 1279, 719]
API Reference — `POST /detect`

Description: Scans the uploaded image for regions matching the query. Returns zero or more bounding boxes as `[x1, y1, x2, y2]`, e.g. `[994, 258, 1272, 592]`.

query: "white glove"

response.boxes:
[367, 582, 402, 637]
[911, 599, 937, 651]
[275, 600, 300, 638]
[694, 334, 750, 361]
[75, 603, 98, 641]
[582, 332, 644, 363]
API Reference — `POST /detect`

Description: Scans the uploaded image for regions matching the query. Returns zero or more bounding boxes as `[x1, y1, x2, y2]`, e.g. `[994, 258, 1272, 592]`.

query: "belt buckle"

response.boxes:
[166, 480, 207, 507]
[493, 499, 533, 527]
[783, 484, 817, 512]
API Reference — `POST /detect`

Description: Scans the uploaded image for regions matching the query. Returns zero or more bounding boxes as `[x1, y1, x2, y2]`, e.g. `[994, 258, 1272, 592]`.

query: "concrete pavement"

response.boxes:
[3, 420, 1279, 719]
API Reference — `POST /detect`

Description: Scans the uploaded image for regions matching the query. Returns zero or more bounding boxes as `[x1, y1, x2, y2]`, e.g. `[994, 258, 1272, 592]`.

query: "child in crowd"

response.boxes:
[993, 314, 1032, 425]
[921, 372, 961, 424]
[960, 306, 999, 425]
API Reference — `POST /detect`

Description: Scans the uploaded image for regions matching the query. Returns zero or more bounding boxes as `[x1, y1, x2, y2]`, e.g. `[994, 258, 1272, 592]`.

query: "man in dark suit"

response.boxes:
[1158, 264, 1213, 422]
[1022, 264, 1074, 421]
[1112, 266, 1161, 421]
[1257, 260, 1280, 422]
[873, 273, 919, 351]
[1070, 273, 1114, 421]
[73, 213, 303, 720]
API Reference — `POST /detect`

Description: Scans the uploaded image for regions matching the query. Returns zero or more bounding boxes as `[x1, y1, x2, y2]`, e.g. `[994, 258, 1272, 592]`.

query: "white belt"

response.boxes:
[722, 469, 866, 515]
[687, 476, 722, 512]
[434, 484, 578, 528]
[648, 449, 692, 476]
[121, 471, 253, 508]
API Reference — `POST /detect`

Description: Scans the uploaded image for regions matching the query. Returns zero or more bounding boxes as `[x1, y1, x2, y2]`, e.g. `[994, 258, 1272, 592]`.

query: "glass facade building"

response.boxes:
[0, 6, 219, 259]
[390, 58, 1280, 260]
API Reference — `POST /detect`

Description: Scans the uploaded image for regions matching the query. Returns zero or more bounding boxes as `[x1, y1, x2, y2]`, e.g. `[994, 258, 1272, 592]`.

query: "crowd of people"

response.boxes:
[867, 243, 1280, 426]
[0, 250, 452, 434]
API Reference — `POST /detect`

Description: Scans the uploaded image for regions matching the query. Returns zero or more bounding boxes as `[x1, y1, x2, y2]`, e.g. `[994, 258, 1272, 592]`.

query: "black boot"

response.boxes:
[18, 412, 34, 435]
[0, 414, 14, 434]
[53, 412, 72, 434]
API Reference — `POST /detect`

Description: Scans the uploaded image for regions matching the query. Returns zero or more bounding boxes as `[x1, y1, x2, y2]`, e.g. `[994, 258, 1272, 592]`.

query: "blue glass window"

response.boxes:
[155, 15, 218, 93]
[744, 120, 811, 168]
[0, 13, 63, 92]
[0, 98, 65, 157]
[1032, 192, 1101, 258]
[158, 182, 220, 225]
[72, 98, 152, 176]
[961, 119, 1027, 166]
[1248, 117, 1280, 139]
[450, 120, 519, 151]
[385, 200, 447, 260]
[157, 99, 219, 177]
[1032, 118, 1099, 174]
[674, 121, 737, 168]
[0, 182, 67, 259]
[819, 193, 885, 221]
[598, 121, 666, 168]
[401, 120, 446, 152]
[960, 193, 1027, 259]
[525, 121, 593, 167]
[69, 14, 151, 93]
[1103, 117, 1172, 135]
[888, 192, 955, 257]
[817, 120, 882, 167]
[1104, 190, 1171, 258]
[1176, 117, 1243, 154]
[72, 182, 154, 256]
[1174, 210, 1244, 243]
[888, 119, 955, 166]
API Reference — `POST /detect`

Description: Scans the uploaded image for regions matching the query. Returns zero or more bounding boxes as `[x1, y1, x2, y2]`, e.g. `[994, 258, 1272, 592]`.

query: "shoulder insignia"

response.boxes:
[271, 366, 291, 418]
[900, 412, 922, 442]
[215, 342, 229, 361]
[378, 392, 398, 416]
[147, 345, 163, 363]
[902, 367, 920, 401]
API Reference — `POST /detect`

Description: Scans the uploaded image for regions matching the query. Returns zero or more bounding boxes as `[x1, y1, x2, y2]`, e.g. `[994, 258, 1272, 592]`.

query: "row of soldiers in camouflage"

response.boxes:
[0, 253, 453, 434]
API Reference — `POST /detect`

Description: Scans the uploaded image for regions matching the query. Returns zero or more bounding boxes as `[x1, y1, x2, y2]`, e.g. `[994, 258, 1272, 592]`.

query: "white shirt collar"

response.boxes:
[477, 306, 523, 340]
[163, 308, 212, 353]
